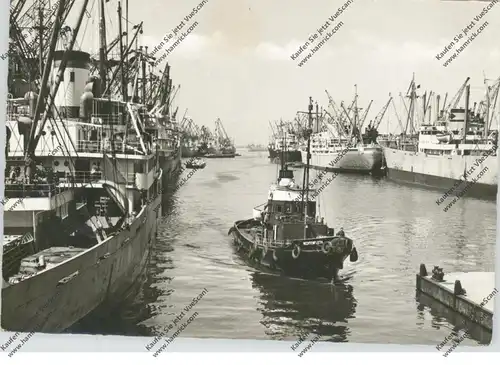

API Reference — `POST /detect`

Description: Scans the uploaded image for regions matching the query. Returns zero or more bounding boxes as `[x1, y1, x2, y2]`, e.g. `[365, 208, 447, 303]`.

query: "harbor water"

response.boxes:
[78, 151, 496, 345]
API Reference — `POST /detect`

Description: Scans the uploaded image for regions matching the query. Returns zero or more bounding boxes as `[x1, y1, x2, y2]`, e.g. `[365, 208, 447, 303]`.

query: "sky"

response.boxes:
[57, 0, 500, 143]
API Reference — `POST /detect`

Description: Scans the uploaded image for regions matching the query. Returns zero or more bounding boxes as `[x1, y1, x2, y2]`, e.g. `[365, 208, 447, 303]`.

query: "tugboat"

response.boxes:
[185, 158, 206, 169]
[229, 97, 358, 282]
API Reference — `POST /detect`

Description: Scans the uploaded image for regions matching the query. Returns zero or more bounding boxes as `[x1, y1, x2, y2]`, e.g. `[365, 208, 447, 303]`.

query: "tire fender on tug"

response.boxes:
[322, 241, 333, 254]
[350, 246, 358, 262]
[292, 244, 301, 259]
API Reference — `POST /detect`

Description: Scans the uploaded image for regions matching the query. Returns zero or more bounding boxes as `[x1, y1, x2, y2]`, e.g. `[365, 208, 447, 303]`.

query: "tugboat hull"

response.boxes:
[229, 219, 357, 281]
[1, 194, 161, 333]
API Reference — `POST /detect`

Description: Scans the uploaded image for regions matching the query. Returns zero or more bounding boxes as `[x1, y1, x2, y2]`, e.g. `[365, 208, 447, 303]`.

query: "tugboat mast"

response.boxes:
[280, 121, 286, 178]
[302, 96, 313, 238]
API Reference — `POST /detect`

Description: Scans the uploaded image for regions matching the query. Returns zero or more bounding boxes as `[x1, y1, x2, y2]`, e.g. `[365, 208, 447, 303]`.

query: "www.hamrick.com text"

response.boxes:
[290, 0, 354, 67]
[435, 0, 497, 67]
[145, 288, 208, 356]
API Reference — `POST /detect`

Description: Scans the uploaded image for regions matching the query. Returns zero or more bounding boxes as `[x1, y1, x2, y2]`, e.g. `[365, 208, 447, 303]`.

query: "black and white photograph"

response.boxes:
[0, 0, 498, 358]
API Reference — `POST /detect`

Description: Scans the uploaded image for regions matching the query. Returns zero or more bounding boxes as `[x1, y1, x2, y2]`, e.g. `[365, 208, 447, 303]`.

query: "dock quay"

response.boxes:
[416, 264, 496, 331]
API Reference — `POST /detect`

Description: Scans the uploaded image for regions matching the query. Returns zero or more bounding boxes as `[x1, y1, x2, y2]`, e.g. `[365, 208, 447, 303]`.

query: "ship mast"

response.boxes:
[99, 0, 108, 95]
[302, 97, 313, 239]
[281, 121, 286, 174]
[463, 84, 470, 144]
[405, 74, 417, 137]
[117, 1, 127, 101]
[38, 0, 44, 73]
[25, 0, 67, 177]
[354, 84, 358, 142]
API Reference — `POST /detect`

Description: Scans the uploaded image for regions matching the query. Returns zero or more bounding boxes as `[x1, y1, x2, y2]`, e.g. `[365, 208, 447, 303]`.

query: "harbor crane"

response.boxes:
[371, 95, 393, 130]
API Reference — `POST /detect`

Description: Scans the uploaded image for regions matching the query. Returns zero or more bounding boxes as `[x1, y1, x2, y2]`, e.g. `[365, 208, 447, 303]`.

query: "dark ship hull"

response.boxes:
[229, 219, 357, 281]
[159, 145, 182, 186]
[1, 192, 161, 333]
[268, 147, 302, 163]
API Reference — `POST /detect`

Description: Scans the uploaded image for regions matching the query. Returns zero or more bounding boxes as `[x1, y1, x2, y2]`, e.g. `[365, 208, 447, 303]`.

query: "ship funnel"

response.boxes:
[52, 50, 90, 118]
[278, 165, 294, 186]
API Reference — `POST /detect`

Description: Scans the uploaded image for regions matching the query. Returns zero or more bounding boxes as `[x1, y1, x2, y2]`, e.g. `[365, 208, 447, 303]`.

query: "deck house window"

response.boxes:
[134, 161, 145, 173]
[70, 71, 75, 82]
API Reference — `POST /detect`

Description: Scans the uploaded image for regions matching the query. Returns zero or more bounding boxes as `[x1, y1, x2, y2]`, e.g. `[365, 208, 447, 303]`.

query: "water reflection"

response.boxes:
[251, 272, 357, 342]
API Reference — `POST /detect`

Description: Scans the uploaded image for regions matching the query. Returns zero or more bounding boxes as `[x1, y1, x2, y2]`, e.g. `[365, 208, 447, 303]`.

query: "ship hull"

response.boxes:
[302, 145, 384, 174]
[159, 146, 181, 186]
[1, 193, 161, 333]
[229, 220, 357, 281]
[268, 148, 302, 163]
[383, 146, 498, 200]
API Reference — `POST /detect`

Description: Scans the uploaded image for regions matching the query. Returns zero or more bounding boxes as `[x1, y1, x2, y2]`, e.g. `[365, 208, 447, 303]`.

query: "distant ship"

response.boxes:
[148, 65, 181, 185]
[180, 118, 203, 157]
[247, 144, 268, 152]
[203, 118, 236, 158]
[300, 87, 385, 175]
[383, 76, 498, 200]
[302, 132, 384, 174]
[268, 132, 302, 163]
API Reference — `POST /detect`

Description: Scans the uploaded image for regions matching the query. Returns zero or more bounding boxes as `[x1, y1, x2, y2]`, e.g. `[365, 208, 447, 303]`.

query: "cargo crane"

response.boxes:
[372, 95, 393, 130]
[390, 97, 406, 134]
[9, 0, 76, 93]
[214, 118, 234, 150]
[325, 89, 351, 138]
[363, 95, 392, 144]
[442, 77, 470, 122]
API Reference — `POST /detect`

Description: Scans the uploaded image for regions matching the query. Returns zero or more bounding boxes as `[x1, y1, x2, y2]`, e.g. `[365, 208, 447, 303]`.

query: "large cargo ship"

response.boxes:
[1, 0, 177, 332]
[301, 133, 383, 174]
[383, 77, 498, 200]
[300, 88, 385, 174]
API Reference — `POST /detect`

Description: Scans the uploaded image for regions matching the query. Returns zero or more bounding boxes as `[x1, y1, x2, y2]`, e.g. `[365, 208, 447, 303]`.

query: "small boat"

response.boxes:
[205, 153, 236, 158]
[228, 97, 358, 282]
[185, 158, 206, 169]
